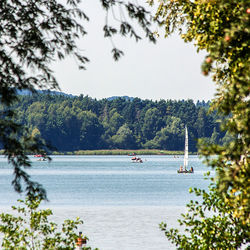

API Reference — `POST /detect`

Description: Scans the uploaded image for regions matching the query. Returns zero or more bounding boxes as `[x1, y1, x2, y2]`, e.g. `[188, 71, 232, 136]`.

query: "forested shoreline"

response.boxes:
[3, 92, 231, 153]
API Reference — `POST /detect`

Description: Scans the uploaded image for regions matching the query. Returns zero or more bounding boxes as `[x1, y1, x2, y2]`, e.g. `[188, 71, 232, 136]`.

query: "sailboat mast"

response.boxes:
[184, 126, 188, 170]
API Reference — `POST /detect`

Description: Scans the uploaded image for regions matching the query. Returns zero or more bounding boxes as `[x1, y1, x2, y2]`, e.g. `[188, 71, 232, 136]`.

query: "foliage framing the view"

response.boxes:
[160, 175, 249, 249]
[148, 0, 250, 247]
[0, 0, 157, 198]
[0, 194, 95, 250]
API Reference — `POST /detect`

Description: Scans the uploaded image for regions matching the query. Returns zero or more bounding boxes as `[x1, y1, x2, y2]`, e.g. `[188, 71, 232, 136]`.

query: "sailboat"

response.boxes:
[177, 126, 194, 173]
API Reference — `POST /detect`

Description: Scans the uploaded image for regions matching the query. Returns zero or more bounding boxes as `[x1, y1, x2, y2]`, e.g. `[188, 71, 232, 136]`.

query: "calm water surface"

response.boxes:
[0, 155, 212, 250]
[0, 155, 211, 206]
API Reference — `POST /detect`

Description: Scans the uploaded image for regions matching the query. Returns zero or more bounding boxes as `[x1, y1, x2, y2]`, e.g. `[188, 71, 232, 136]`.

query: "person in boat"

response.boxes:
[190, 167, 193, 173]
[179, 166, 183, 171]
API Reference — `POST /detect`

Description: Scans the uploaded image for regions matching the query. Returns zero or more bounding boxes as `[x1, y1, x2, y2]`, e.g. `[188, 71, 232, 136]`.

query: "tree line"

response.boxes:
[3, 92, 231, 153]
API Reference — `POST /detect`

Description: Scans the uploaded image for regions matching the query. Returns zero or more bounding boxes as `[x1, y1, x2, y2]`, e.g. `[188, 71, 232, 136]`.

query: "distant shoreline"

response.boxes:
[51, 149, 198, 155]
[0, 149, 198, 156]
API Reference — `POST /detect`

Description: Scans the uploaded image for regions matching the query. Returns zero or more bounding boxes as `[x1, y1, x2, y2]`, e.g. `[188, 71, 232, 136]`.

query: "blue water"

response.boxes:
[0, 155, 211, 207]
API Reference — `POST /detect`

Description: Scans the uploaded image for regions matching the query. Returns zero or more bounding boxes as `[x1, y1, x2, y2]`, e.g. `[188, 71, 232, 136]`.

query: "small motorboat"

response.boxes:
[131, 157, 143, 163]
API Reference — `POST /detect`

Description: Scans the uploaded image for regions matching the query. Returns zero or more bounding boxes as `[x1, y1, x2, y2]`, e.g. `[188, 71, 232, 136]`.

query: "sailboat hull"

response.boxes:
[177, 169, 194, 173]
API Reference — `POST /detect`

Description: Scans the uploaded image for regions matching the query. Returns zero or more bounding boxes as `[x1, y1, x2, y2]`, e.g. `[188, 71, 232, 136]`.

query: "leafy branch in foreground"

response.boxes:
[150, 0, 249, 247]
[0, 0, 89, 199]
[0, 108, 50, 200]
[100, 0, 158, 60]
[160, 174, 249, 249]
[0, 193, 97, 250]
[0, 0, 157, 198]
[150, 0, 249, 227]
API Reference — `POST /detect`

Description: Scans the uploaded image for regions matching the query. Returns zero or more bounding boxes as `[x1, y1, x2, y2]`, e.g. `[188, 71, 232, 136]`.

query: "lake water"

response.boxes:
[0, 155, 211, 249]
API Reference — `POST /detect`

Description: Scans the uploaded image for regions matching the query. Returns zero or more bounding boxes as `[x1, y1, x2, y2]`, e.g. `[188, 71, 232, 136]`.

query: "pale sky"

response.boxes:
[52, 1, 216, 102]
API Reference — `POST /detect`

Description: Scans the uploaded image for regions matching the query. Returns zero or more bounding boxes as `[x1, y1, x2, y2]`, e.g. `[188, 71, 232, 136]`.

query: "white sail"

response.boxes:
[183, 126, 188, 170]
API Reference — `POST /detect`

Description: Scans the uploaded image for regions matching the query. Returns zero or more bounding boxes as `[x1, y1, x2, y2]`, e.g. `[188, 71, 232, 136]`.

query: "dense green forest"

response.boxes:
[2, 92, 231, 152]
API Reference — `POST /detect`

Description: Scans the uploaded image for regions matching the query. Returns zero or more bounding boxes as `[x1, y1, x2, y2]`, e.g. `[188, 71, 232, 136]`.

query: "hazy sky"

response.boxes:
[52, 1, 216, 102]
